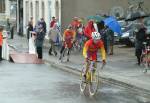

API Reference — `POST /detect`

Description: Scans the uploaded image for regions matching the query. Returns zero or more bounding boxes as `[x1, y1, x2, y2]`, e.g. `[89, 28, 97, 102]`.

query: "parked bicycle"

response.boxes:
[140, 37, 150, 73]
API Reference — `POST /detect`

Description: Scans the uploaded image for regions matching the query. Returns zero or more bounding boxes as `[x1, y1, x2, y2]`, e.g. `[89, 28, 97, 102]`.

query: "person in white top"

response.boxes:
[48, 23, 59, 56]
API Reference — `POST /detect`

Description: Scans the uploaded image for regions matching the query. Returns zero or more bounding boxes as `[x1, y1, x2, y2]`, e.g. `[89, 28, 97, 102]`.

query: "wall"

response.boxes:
[61, 0, 150, 31]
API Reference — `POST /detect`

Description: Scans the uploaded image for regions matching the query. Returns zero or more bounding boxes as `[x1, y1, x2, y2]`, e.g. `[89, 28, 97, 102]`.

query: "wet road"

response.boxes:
[0, 61, 150, 103]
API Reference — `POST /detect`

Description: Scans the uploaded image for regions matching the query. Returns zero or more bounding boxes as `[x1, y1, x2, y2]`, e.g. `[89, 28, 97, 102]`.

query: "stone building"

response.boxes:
[23, 0, 61, 34]
[0, 0, 17, 22]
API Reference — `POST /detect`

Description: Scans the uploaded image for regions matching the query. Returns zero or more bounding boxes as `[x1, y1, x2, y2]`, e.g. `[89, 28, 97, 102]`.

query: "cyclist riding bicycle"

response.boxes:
[59, 25, 76, 61]
[82, 32, 106, 81]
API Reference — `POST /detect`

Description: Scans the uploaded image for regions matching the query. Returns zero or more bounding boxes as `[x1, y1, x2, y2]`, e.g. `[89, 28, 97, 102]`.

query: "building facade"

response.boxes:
[0, 0, 17, 22]
[23, 0, 61, 34]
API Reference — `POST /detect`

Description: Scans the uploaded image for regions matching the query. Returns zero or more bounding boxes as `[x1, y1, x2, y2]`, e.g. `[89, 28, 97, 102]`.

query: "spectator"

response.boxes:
[27, 17, 33, 40]
[83, 20, 95, 39]
[6, 18, 11, 32]
[0, 26, 4, 61]
[48, 23, 59, 56]
[40, 18, 47, 33]
[97, 21, 108, 52]
[135, 17, 147, 65]
[50, 17, 56, 28]
[35, 24, 46, 59]
[106, 27, 114, 55]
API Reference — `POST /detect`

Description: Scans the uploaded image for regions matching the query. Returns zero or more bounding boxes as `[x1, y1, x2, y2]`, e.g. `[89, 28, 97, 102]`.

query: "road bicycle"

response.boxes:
[80, 59, 105, 96]
[140, 40, 150, 73]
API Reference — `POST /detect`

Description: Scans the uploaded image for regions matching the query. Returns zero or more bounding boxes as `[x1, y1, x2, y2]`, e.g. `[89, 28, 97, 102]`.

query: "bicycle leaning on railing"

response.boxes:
[80, 59, 105, 96]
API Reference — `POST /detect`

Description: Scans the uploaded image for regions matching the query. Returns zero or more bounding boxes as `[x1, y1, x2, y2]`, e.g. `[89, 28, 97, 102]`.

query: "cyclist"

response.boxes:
[59, 25, 76, 61]
[82, 32, 106, 81]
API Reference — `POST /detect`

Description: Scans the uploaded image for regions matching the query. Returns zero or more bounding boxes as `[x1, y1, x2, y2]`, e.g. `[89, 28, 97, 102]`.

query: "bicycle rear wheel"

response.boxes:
[80, 69, 87, 93]
[89, 69, 99, 96]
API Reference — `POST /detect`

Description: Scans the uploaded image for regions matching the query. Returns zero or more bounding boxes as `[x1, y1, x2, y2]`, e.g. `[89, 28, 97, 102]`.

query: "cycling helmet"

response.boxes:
[91, 32, 101, 40]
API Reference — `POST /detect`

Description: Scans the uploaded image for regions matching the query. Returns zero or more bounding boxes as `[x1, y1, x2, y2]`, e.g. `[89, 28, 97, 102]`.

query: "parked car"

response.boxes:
[119, 22, 137, 46]
[144, 17, 150, 35]
[114, 20, 127, 44]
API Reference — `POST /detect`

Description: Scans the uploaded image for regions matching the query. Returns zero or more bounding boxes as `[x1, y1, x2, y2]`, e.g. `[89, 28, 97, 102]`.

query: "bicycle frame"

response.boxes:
[141, 42, 150, 73]
[80, 59, 105, 96]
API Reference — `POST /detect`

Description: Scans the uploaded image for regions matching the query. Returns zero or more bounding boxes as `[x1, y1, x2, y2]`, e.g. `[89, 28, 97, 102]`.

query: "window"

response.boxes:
[0, 0, 5, 13]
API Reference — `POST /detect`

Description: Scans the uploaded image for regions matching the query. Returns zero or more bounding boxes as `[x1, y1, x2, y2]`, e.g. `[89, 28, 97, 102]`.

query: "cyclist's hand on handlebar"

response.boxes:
[85, 58, 88, 62]
[102, 60, 106, 65]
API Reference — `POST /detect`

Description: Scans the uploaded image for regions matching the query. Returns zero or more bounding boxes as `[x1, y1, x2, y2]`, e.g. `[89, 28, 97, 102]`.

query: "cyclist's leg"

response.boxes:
[67, 48, 71, 61]
[82, 59, 90, 79]
[59, 45, 65, 60]
[51, 41, 57, 56]
[90, 61, 97, 71]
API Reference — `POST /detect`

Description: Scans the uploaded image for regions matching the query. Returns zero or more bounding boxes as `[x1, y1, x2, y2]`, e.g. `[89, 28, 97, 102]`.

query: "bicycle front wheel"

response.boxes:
[80, 69, 86, 93]
[89, 69, 99, 96]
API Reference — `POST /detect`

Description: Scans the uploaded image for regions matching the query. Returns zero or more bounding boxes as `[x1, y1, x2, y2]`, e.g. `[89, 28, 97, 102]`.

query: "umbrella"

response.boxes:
[86, 15, 105, 22]
[125, 12, 149, 21]
[103, 16, 122, 35]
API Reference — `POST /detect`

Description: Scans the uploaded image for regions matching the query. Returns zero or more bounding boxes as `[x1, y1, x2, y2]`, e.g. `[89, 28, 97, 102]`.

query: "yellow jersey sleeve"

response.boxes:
[83, 42, 89, 58]
[63, 30, 67, 41]
[100, 46, 106, 60]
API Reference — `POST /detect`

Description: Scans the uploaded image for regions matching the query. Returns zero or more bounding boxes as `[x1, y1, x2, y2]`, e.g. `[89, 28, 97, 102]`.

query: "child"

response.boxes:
[0, 26, 3, 61]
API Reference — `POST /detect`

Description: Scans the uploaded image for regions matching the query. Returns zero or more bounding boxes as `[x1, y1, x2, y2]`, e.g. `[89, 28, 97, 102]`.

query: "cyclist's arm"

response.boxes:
[100, 46, 106, 60]
[63, 30, 67, 41]
[72, 30, 76, 42]
[83, 42, 89, 58]
[98, 40, 106, 60]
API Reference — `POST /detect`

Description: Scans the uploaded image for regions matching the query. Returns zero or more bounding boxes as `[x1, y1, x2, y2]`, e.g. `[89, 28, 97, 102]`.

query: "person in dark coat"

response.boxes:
[97, 21, 108, 53]
[106, 27, 114, 55]
[40, 18, 47, 33]
[27, 17, 33, 40]
[35, 24, 45, 59]
[135, 20, 147, 65]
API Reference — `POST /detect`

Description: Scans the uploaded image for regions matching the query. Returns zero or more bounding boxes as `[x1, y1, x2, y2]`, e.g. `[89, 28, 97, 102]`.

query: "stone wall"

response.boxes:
[61, 0, 150, 31]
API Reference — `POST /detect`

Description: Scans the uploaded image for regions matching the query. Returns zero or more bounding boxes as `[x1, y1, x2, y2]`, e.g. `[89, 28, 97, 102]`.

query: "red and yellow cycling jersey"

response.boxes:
[63, 29, 76, 48]
[83, 39, 106, 60]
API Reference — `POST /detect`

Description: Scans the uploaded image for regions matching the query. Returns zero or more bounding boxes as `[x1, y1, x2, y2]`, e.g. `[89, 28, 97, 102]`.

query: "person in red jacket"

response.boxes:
[83, 20, 95, 39]
[0, 26, 3, 61]
[50, 17, 56, 28]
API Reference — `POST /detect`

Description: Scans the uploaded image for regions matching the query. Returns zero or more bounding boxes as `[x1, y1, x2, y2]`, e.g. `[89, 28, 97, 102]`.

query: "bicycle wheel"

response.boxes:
[89, 69, 99, 96]
[80, 69, 87, 93]
[141, 54, 148, 73]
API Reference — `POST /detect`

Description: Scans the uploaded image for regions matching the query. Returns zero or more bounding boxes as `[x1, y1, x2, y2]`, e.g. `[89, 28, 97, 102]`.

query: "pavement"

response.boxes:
[7, 34, 150, 95]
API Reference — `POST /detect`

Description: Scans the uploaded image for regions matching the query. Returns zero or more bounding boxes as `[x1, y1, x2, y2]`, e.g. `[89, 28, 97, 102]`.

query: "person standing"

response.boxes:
[97, 21, 107, 53]
[83, 20, 95, 39]
[106, 27, 114, 55]
[135, 17, 147, 65]
[27, 17, 33, 40]
[40, 18, 47, 33]
[0, 26, 4, 61]
[35, 24, 45, 59]
[50, 17, 56, 28]
[48, 23, 59, 56]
